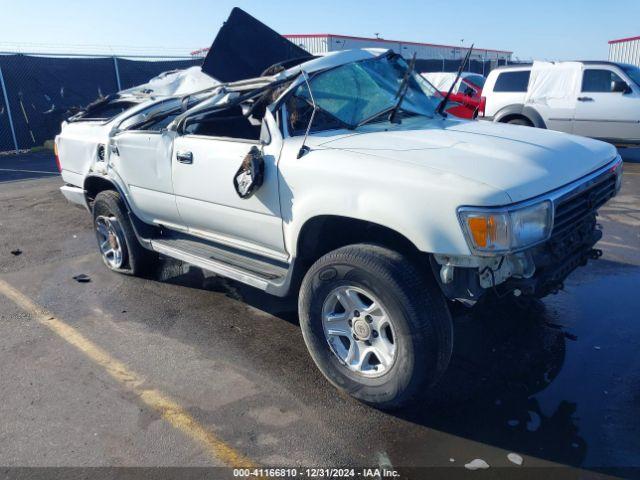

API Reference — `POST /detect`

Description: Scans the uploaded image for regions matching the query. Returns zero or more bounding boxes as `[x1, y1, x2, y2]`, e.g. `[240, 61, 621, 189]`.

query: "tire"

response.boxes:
[298, 244, 453, 409]
[507, 117, 533, 127]
[92, 190, 158, 276]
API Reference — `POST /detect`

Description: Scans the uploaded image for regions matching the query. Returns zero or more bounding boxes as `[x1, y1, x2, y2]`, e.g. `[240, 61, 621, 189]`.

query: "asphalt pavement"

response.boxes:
[0, 151, 639, 478]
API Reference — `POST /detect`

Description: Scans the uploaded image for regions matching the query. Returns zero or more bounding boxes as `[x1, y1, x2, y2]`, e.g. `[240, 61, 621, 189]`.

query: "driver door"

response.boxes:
[171, 109, 286, 256]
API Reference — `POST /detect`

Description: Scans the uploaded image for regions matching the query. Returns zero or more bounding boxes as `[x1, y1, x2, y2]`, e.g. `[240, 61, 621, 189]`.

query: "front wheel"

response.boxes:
[298, 244, 453, 409]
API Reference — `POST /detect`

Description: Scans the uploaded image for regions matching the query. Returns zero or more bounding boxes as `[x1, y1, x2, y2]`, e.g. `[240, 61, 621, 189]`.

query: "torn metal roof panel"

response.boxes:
[201, 7, 312, 82]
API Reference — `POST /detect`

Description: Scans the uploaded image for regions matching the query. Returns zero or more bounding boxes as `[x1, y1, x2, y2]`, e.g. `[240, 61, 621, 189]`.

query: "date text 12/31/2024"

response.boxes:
[233, 468, 400, 478]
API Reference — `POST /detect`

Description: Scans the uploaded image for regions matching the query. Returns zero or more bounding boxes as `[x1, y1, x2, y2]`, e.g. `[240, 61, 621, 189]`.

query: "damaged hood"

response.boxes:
[316, 118, 618, 203]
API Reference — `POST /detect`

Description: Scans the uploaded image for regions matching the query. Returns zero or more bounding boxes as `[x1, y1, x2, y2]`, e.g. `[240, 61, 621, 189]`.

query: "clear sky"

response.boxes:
[1, 0, 638, 60]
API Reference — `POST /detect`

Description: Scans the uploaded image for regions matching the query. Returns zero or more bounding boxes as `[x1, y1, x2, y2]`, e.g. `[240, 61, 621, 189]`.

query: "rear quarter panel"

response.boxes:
[56, 121, 112, 186]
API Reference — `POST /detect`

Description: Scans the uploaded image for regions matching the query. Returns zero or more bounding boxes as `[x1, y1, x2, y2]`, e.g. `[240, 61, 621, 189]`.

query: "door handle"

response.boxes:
[176, 151, 193, 164]
[577, 97, 594, 102]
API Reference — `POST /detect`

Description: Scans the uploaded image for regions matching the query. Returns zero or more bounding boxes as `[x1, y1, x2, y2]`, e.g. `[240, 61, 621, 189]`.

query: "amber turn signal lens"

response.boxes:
[467, 216, 496, 248]
[459, 201, 551, 253]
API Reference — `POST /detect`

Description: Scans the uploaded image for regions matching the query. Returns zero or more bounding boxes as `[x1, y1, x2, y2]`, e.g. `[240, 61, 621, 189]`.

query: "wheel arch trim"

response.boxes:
[294, 214, 425, 261]
[494, 104, 547, 129]
[83, 174, 154, 249]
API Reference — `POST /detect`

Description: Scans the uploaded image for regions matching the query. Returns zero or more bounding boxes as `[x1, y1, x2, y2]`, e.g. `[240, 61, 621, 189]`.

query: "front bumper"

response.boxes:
[433, 225, 602, 304]
[500, 227, 602, 298]
[434, 156, 620, 304]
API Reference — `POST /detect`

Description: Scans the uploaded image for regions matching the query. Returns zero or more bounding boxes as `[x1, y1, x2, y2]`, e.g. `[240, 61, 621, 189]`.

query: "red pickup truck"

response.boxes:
[421, 72, 485, 119]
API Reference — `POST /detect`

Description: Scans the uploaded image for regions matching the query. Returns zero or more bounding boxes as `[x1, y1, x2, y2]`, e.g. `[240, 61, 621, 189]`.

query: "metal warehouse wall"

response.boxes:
[414, 58, 505, 76]
[287, 34, 508, 77]
[0, 54, 201, 152]
[609, 39, 640, 67]
[285, 34, 512, 62]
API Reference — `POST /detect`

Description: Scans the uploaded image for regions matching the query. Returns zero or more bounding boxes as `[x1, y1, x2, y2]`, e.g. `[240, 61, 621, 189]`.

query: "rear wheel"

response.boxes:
[298, 244, 453, 409]
[507, 117, 533, 127]
[92, 190, 158, 276]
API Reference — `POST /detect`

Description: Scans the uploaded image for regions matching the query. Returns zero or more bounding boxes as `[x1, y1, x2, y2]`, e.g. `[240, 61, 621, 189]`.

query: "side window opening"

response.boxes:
[493, 70, 531, 92]
[286, 93, 344, 136]
[582, 69, 626, 93]
[138, 112, 180, 132]
[118, 99, 181, 132]
[184, 104, 261, 141]
[70, 100, 138, 122]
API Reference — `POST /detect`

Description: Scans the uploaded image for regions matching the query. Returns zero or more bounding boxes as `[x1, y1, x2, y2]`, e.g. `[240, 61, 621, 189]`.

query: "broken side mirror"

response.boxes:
[233, 146, 265, 199]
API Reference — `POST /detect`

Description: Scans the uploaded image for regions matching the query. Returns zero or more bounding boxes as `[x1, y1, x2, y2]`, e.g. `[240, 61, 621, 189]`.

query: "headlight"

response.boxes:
[458, 200, 553, 254]
[611, 158, 623, 193]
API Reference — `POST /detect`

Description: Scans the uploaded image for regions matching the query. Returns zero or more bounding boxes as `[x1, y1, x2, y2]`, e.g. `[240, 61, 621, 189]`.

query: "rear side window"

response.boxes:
[78, 101, 137, 121]
[582, 69, 625, 92]
[118, 99, 181, 131]
[493, 71, 530, 92]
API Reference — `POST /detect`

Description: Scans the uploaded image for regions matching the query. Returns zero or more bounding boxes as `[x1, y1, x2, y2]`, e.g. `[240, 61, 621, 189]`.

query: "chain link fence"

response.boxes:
[0, 53, 201, 152]
[0, 52, 512, 153]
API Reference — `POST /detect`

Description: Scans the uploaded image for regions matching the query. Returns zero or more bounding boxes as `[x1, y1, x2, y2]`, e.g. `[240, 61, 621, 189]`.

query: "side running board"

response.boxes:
[149, 231, 294, 297]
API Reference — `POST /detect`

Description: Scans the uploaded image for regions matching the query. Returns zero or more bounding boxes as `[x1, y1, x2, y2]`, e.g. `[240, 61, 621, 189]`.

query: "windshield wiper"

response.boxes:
[388, 53, 417, 124]
[436, 44, 474, 116]
[356, 53, 418, 129]
[357, 105, 412, 128]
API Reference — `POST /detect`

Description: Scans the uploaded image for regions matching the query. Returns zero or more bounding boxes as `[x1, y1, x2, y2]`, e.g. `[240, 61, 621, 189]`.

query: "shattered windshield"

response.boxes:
[288, 53, 441, 134]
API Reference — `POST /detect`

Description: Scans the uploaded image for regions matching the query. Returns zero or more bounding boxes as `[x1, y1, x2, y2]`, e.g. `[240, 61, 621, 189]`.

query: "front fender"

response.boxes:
[278, 146, 511, 257]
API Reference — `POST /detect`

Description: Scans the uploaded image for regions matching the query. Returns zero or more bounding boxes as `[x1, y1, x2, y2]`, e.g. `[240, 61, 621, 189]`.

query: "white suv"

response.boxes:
[481, 61, 640, 145]
[56, 48, 623, 409]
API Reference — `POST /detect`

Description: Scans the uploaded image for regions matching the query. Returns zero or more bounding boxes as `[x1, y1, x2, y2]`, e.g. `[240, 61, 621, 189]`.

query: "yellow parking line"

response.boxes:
[0, 278, 256, 468]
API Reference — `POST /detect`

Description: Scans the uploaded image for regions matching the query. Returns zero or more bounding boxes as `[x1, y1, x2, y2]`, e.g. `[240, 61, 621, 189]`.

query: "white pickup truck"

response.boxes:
[481, 61, 640, 145]
[56, 48, 623, 408]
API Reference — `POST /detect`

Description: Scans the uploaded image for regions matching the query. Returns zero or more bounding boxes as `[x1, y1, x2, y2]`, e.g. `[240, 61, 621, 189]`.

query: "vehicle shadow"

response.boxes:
[156, 258, 586, 466]
[155, 258, 300, 324]
[396, 298, 586, 467]
[620, 147, 640, 163]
